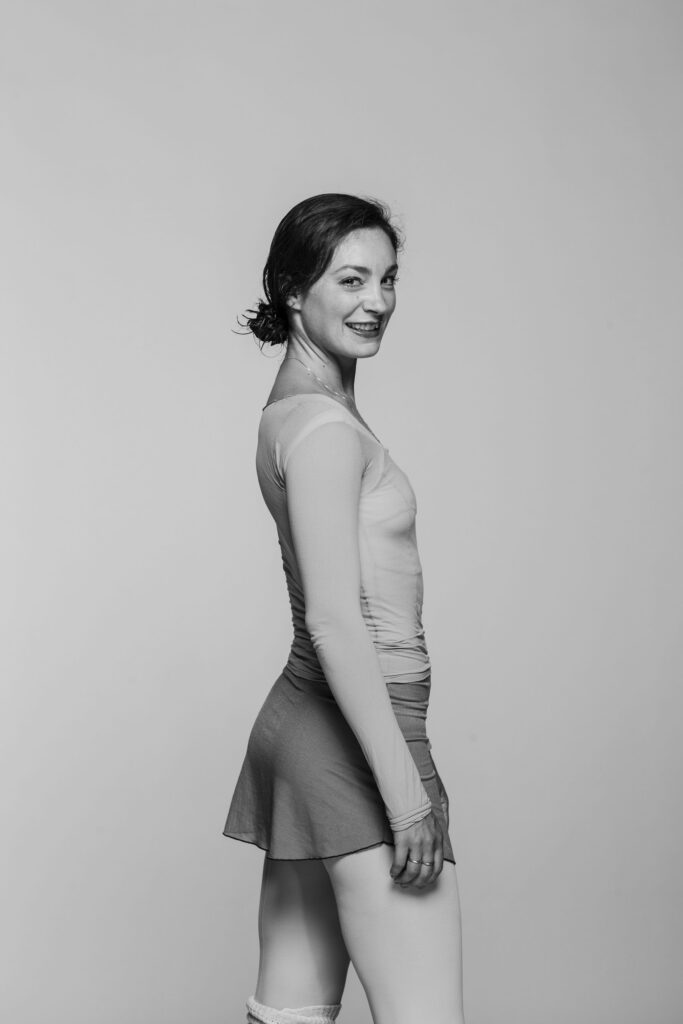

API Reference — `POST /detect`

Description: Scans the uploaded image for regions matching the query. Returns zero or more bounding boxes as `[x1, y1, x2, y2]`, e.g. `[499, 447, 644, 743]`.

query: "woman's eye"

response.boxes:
[340, 275, 399, 287]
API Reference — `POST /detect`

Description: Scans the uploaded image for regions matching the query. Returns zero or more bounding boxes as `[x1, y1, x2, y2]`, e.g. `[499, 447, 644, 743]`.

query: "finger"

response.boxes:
[390, 834, 409, 880]
[411, 860, 435, 889]
[405, 859, 439, 890]
[428, 844, 444, 885]
[396, 850, 425, 886]
[410, 829, 441, 888]
[412, 844, 437, 888]
[410, 844, 440, 889]
[425, 825, 444, 885]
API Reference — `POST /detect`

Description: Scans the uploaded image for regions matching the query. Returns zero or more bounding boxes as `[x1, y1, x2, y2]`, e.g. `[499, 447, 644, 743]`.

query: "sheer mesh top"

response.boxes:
[255, 393, 433, 831]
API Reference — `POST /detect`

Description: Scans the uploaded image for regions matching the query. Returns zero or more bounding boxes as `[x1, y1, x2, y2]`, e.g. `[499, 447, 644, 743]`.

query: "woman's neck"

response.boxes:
[283, 344, 357, 403]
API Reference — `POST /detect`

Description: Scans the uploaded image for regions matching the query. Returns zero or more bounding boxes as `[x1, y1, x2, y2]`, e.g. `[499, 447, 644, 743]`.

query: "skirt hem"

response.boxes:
[222, 830, 456, 865]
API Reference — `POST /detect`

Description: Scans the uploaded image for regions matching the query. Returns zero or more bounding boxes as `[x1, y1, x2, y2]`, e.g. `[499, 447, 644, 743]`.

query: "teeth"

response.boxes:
[348, 323, 379, 331]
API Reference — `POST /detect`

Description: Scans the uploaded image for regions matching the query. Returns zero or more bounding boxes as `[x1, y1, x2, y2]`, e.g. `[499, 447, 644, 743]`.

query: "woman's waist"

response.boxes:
[282, 646, 432, 724]
[373, 637, 431, 686]
[285, 631, 430, 680]
[279, 667, 431, 745]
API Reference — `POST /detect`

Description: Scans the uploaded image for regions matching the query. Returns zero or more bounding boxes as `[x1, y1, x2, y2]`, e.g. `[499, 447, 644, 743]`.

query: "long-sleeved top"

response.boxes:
[256, 392, 433, 832]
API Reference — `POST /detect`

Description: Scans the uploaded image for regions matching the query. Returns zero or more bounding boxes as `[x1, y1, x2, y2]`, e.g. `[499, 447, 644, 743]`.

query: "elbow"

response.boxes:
[304, 605, 364, 650]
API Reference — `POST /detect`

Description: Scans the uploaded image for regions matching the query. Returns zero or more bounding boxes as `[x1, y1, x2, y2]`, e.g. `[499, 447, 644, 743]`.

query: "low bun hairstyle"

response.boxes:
[236, 193, 404, 348]
[244, 298, 289, 348]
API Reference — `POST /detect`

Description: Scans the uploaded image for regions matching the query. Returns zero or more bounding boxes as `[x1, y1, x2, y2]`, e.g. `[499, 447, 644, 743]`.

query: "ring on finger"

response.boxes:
[407, 857, 434, 866]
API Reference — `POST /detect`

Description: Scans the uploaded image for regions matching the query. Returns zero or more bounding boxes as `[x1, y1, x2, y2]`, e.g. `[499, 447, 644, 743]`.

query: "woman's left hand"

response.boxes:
[389, 810, 444, 890]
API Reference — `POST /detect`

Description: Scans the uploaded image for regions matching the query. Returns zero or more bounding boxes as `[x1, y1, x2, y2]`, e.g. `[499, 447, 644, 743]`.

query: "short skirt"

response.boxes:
[222, 669, 455, 864]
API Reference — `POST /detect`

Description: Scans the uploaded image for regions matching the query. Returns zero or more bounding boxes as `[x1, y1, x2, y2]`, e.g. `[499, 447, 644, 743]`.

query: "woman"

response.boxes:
[224, 194, 465, 1024]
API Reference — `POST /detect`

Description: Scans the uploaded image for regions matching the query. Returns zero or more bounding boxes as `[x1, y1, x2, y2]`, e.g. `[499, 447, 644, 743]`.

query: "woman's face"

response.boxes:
[286, 227, 398, 362]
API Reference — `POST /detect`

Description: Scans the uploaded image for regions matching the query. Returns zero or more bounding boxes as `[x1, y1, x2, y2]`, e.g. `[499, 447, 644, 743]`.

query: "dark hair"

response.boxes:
[235, 193, 404, 348]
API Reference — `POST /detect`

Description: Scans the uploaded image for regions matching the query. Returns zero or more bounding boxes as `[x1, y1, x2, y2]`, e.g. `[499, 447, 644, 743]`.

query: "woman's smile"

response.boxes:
[346, 319, 382, 337]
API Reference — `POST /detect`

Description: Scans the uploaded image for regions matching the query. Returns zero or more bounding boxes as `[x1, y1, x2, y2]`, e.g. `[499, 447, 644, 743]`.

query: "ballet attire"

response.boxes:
[223, 393, 455, 864]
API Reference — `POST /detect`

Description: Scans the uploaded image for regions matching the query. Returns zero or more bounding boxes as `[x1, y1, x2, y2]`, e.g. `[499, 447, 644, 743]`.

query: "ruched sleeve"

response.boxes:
[280, 414, 432, 832]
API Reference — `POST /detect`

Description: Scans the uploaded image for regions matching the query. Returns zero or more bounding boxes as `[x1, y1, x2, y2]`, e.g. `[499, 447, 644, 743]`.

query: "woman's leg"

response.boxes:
[253, 852, 351, 1009]
[323, 843, 465, 1024]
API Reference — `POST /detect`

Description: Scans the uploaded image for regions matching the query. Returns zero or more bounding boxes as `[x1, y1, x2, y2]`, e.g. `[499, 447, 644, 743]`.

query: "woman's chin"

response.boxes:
[354, 338, 383, 359]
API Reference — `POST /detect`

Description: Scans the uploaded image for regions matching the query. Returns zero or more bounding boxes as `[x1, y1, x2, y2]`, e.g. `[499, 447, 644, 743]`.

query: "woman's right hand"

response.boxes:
[390, 810, 444, 889]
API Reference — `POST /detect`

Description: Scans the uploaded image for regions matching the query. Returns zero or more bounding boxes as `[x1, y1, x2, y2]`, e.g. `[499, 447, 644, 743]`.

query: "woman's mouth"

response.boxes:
[346, 321, 381, 337]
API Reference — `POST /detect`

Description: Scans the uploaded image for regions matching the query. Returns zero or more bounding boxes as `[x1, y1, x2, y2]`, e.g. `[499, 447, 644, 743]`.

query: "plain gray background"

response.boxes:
[3, 2, 682, 1022]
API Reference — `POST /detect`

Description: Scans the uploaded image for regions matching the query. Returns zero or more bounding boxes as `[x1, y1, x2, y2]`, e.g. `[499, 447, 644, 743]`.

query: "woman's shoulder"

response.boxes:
[257, 394, 380, 485]
[259, 392, 361, 440]
[262, 384, 323, 410]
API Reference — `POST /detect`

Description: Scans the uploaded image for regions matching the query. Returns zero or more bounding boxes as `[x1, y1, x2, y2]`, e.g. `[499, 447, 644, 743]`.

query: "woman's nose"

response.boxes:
[363, 281, 391, 313]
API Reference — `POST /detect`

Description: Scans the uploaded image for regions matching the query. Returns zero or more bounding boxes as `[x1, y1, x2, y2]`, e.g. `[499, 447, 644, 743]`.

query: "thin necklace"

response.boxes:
[288, 354, 386, 447]
[290, 355, 357, 408]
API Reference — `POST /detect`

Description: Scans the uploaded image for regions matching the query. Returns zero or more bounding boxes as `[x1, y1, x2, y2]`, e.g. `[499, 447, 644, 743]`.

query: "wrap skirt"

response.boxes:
[222, 669, 455, 864]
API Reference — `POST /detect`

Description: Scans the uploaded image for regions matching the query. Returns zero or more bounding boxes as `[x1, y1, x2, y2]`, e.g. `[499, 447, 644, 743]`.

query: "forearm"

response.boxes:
[282, 418, 431, 830]
[306, 610, 432, 830]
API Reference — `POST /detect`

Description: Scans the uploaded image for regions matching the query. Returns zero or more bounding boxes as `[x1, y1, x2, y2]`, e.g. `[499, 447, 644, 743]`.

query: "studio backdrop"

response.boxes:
[3, 3, 682, 1023]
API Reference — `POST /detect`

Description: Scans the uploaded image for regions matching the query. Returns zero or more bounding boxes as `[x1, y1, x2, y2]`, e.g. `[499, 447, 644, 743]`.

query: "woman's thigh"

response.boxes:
[254, 853, 351, 1008]
[323, 843, 465, 1024]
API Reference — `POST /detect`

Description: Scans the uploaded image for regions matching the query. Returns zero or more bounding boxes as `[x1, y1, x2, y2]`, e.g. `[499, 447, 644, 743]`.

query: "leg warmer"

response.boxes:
[246, 994, 342, 1023]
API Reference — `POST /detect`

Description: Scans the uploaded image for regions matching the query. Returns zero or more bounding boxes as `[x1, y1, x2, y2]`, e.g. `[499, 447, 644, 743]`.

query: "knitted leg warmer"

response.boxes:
[246, 993, 342, 1023]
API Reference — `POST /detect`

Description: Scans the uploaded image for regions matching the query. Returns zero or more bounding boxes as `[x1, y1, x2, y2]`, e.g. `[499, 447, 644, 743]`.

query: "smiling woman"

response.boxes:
[333, 259, 399, 338]
[225, 194, 464, 1024]
[282, 228, 398, 386]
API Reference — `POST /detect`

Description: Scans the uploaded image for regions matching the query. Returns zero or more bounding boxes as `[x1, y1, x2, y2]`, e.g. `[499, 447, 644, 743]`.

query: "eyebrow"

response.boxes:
[334, 263, 399, 275]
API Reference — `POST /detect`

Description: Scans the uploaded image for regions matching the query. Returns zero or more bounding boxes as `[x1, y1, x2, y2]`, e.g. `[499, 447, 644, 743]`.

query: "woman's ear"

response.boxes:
[285, 290, 301, 313]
